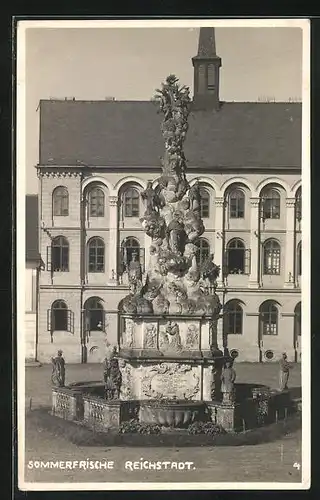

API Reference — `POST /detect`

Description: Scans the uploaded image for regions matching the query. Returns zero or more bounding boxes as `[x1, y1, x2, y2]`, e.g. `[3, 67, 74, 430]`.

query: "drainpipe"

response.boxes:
[80, 172, 86, 363]
[34, 263, 40, 361]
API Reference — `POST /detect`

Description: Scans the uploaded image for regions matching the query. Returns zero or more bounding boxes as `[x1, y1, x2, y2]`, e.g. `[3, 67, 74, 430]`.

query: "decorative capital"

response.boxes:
[286, 197, 296, 208]
[109, 196, 118, 207]
[250, 197, 260, 208]
[215, 197, 224, 207]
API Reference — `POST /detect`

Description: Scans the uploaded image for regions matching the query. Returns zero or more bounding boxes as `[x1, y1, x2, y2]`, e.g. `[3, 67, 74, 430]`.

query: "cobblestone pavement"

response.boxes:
[22, 363, 303, 486]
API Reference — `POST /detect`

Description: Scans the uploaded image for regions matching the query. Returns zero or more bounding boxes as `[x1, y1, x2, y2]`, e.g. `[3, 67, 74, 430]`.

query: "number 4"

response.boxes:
[293, 462, 301, 470]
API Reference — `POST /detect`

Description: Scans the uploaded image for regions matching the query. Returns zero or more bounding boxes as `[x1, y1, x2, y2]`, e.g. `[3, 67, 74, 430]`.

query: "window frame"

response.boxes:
[88, 187, 105, 217]
[263, 239, 281, 275]
[260, 301, 278, 336]
[199, 187, 210, 218]
[48, 300, 74, 334]
[84, 297, 106, 332]
[195, 238, 210, 267]
[261, 188, 281, 220]
[229, 189, 245, 219]
[123, 187, 140, 218]
[294, 302, 301, 337]
[51, 236, 69, 272]
[297, 241, 302, 276]
[223, 300, 243, 335]
[53, 186, 69, 217]
[225, 238, 250, 275]
[87, 237, 105, 273]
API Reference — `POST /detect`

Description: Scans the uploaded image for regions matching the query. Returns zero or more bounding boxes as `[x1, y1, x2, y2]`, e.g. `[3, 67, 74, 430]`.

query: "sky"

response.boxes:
[23, 26, 303, 194]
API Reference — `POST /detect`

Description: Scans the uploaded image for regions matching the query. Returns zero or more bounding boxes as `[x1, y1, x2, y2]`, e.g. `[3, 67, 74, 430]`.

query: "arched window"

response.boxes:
[84, 297, 105, 331]
[223, 300, 243, 335]
[123, 187, 140, 217]
[261, 188, 280, 219]
[229, 189, 245, 219]
[295, 188, 302, 221]
[88, 237, 105, 273]
[263, 239, 281, 275]
[52, 236, 69, 272]
[297, 241, 302, 276]
[51, 300, 68, 331]
[226, 238, 250, 275]
[88, 187, 105, 217]
[294, 302, 301, 337]
[260, 301, 278, 336]
[195, 238, 210, 267]
[200, 188, 210, 218]
[53, 187, 69, 216]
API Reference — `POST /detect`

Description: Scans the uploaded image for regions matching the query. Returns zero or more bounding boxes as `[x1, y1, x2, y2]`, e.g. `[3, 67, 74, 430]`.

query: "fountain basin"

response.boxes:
[139, 400, 205, 428]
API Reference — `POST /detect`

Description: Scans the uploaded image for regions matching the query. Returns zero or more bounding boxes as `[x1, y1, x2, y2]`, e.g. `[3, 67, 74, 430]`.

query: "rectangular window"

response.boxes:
[52, 246, 69, 272]
[262, 199, 280, 219]
[88, 247, 104, 272]
[125, 199, 139, 217]
[264, 249, 280, 275]
[47, 309, 74, 333]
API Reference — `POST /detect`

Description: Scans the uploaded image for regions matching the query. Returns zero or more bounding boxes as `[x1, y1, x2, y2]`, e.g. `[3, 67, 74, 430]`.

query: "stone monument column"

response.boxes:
[284, 197, 296, 288]
[108, 195, 119, 284]
[248, 197, 261, 288]
[214, 197, 225, 287]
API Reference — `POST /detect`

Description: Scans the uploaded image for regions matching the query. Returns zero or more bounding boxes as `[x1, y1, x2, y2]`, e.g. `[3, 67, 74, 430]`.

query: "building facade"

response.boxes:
[34, 28, 302, 364]
[25, 195, 41, 361]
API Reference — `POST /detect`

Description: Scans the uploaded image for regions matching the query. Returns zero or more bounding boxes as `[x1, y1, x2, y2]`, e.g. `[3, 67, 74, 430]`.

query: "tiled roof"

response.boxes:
[26, 195, 39, 263]
[39, 100, 301, 169]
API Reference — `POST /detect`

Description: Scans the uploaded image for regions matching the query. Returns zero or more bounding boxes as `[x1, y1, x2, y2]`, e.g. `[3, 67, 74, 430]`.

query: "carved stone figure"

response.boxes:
[221, 360, 236, 404]
[279, 352, 290, 391]
[188, 180, 201, 212]
[123, 319, 134, 348]
[186, 324, 199, 349]
[200, 253, 220, 284]
[152, 292, 170, 315]
[128, 252, 142, 287]
[103, 356, 122, 400]
[141, 181, 159, 215]
[144, 324, 158, 349]
[51, 350, 65, 387]
[165, 321, 182, 351]
[166, 213, 186, 254]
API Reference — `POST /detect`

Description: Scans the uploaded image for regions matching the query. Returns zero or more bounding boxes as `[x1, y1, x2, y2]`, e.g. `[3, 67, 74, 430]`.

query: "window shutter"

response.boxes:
[103, 311, 108, 333]
[245, 249, 251, 275]
[47, 309, 52, 331]
[46, 246, 52, 272]
[140, 248, 145, 273]
[222, 251, 228, 277]
[67, 310, 74, 334]
[260, 200, 265, 220]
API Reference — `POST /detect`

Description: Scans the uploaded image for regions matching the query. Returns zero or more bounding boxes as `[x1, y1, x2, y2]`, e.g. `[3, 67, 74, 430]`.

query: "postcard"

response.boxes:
[16, 18, 310, 491]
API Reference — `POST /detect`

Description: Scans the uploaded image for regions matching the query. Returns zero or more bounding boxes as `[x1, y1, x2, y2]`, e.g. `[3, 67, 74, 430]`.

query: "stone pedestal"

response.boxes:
[52, 387, 83, 421]
[206, 401, 240, 432]
[83, 395, 121, 432]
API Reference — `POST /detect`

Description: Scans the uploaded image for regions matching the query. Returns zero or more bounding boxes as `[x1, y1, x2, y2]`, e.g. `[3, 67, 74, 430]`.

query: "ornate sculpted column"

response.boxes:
[214, 197, 225, 287]
[248, 197, 261, 288]
[108, 195, 119, 284]
[284, 197, 296, 289]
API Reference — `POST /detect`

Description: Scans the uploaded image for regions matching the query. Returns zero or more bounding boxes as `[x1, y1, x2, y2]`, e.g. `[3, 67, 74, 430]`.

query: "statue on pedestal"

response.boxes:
[128, 251, 142, 294]
[103, 350, 122, 400]
[279, 352, 290, 391]
[221, 360, 236, 404]
[51, 350, 65, 387]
